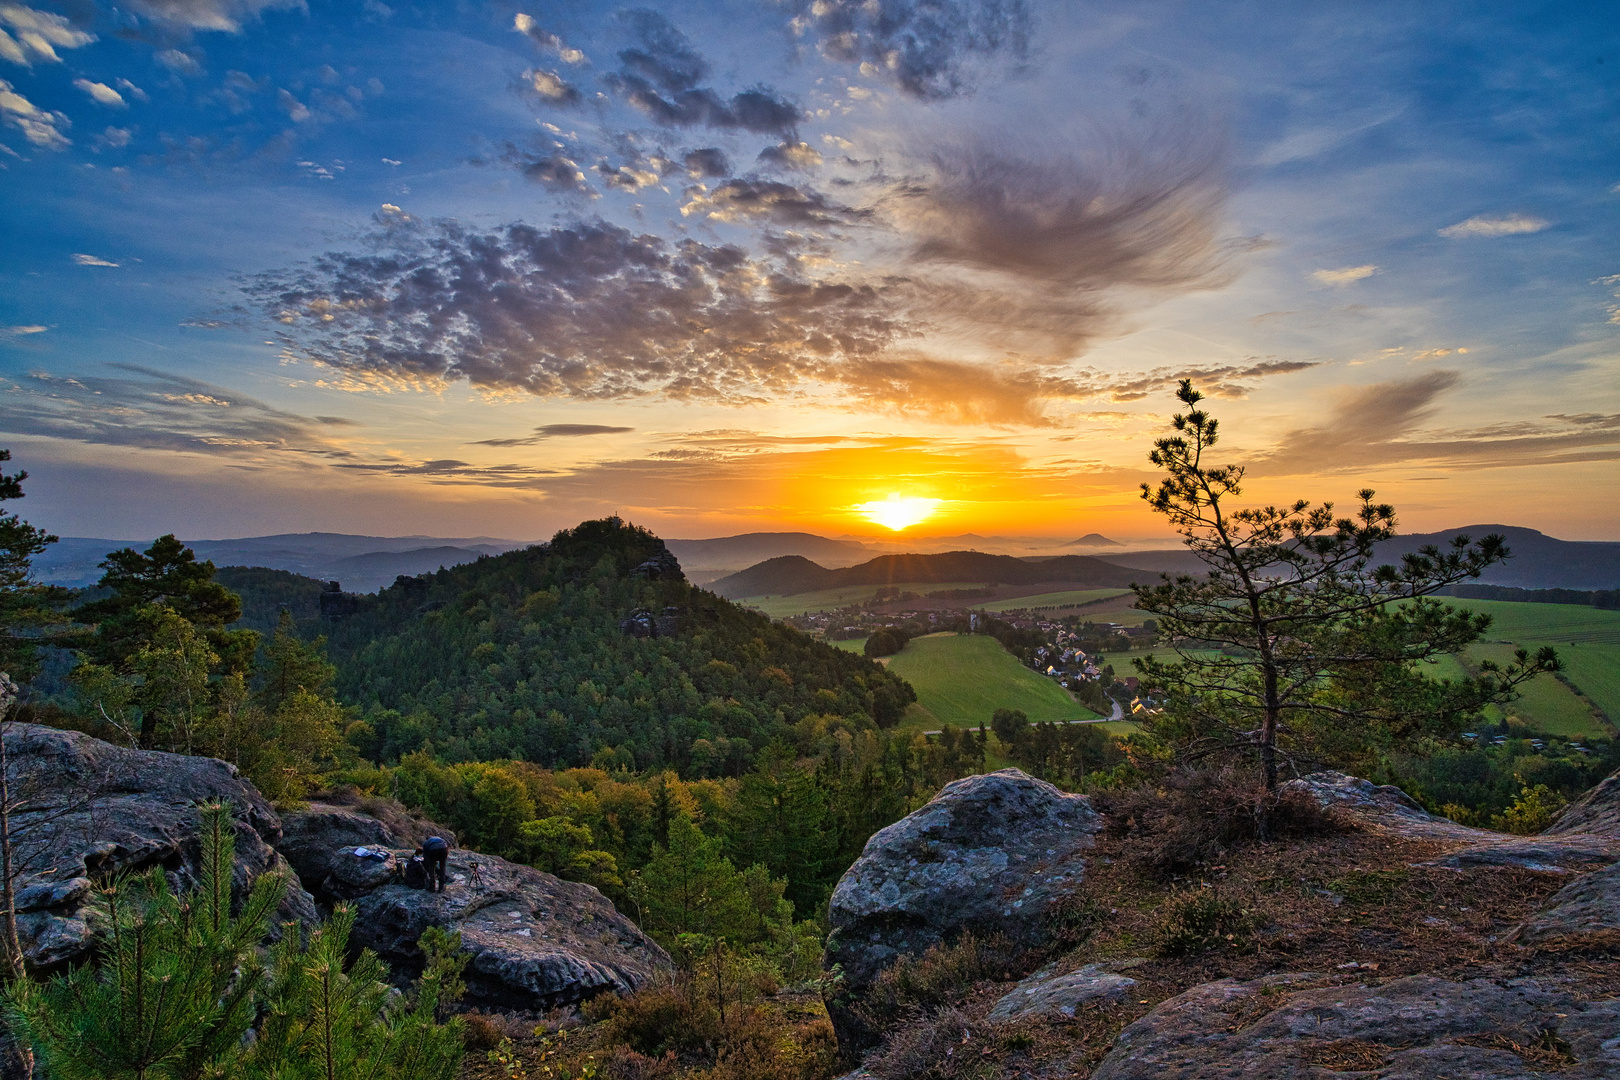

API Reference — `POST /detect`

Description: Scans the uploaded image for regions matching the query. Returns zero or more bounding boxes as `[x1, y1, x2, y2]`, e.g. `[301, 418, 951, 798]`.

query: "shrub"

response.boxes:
[1155, 888, 1255, 958]
[1095, 765, 1342, 880]
[587, 983, 720, 1058]
[1498, 784, 1567, 835]
[857, 932, 1020, 1030]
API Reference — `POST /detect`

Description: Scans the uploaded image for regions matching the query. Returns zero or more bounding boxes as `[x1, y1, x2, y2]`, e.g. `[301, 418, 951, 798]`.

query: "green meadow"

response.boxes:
[879, 633, 1101, 732]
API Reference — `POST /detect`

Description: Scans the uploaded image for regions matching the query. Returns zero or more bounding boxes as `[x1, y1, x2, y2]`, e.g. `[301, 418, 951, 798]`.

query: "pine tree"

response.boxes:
[239, 907, 464, 1080]
[2, 802, 286, 1079]
[0, 450, 65, 683]
[1132, 380, 1559, 814]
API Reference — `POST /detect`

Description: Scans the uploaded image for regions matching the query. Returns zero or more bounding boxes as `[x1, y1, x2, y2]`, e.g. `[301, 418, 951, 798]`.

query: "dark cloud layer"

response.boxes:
[789, 0, 1032, 99]
[681, 179, 866, 227]
[606, 10, 800, 134]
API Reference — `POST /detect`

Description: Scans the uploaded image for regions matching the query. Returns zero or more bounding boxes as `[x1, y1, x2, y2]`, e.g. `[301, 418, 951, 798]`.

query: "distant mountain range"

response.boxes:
[664, 532, 875, 570]
[35, 532, 532, 593]
[1048, 525, 1620, 592]
[710, 551, 1141, 599]
[34, 524, 1619, 597]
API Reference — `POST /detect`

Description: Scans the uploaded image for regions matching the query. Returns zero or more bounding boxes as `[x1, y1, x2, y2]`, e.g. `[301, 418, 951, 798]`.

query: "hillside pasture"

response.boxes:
[881, 632, 1100, 732]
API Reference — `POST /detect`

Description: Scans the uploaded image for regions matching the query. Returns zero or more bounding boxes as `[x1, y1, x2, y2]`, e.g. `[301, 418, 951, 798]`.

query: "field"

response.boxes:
[736, 582, 983, 619]
[978, 588, 1131, 613]
[1441, 599, 1620, 732]
[879, 633, 1101, 732]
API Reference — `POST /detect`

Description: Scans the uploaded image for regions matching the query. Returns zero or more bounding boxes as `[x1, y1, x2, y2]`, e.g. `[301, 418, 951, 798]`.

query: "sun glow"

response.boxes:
[855, 494, 943, 531]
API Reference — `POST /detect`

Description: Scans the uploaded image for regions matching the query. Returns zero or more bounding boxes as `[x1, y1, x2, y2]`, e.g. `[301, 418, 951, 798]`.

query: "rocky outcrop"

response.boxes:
[1512, 861, 1620, 944]
[1091, 974, 1620, 1080]
[344, 847, 672, 1010]
[988, 960, 1142, 1022]
[1284, 770, 1620, 872]
[2, 723, 316, 971]
[278, 797, 454, 902]
[1547, 769, 1620, 836]
[824, 769, 1100, 1056]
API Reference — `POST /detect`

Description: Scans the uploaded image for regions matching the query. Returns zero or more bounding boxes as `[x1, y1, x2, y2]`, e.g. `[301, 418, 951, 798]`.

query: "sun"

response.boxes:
[855, 494, 942, 531]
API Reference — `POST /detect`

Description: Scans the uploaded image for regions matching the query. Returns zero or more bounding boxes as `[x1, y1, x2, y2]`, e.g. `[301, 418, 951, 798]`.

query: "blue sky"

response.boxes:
[1, 0, 1616, 541]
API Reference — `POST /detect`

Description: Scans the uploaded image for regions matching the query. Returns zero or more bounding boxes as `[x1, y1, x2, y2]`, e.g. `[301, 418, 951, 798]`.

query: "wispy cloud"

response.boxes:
[1312, 264, 1377, 285]
[513, 13, 586, 64]
[1261, 372, 1620, 473]
[0, 364, 354, 458]
[0, 324, 46, 339]
[1438, 213, 1548, 238]
[72, 252, 118, 266]
[474, 423, 634, 447]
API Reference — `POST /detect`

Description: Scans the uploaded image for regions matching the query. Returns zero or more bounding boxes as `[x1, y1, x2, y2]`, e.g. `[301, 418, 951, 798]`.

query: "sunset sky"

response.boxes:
[2, 0, 1617, 543]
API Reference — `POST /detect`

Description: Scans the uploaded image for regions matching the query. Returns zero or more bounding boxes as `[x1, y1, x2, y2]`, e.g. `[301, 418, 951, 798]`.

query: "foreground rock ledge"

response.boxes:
[341, 847, 673, 1010]
[1091, 974, 1620, 1080]
[3, 723, 317, 971]
[824, 768, 1099, 1057]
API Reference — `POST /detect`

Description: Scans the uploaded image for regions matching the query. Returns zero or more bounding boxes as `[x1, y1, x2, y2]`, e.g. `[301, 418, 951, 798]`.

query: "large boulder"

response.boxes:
[1091, 974, 1620, 1080]
[337, 846, 671, 1010]
[278, 797, 455, 902]
[2, 723, 317, 971]
[824, 769, 1100, 1057]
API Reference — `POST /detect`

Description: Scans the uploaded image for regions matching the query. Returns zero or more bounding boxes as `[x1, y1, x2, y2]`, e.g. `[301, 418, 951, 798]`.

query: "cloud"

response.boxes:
[0, 78, 69, 148]
[1438, 213, 1549, 238]
[117, 78, 149, 103]
[156, 48, 203, 75]
[594, 159, 660, 191]
[509, 150, 591, 193]
[757, 140, 822, 171]
[474, 423, 635, 446]
[0, 324, 46, 339]
[524, 68, 581, 104]
[513, 13, 585, 64]
[98, 125, 132, 148]
[125, 0, 299, 33]
[787, 0, 1031, 100]
[0, 364, 353, 458]
[1260, 372, 1620, 474]
[1312, 264, 1377, 285]
[606, 10, 800, 134]
[276, 87, 308, 121]
[682, 147, 729, 177]
[681, 179, 866, 226]
[895, 133, 1231, 357]
[73, 78, 126, 107]
[0, 4, 94, 66]
[72, 252, 118, 266]
[246, 218, 906, 404]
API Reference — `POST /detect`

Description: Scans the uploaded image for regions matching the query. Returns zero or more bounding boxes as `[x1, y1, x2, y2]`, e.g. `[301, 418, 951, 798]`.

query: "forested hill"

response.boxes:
[319, 518, 916, 770]
[711, 550, 1141, 599]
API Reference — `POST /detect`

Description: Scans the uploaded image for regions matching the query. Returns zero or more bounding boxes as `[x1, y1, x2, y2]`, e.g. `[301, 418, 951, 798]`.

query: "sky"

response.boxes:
[1, 0, 1617, 544]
